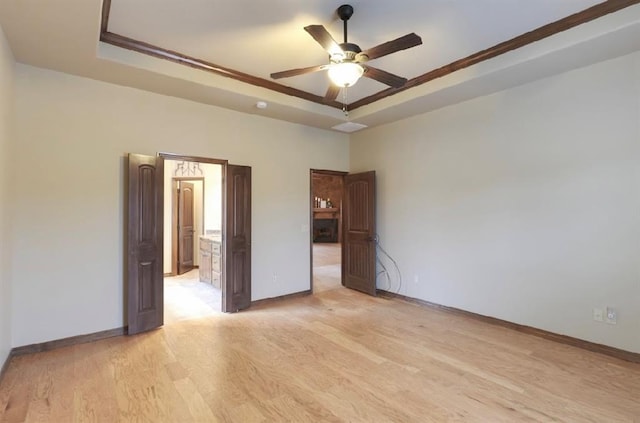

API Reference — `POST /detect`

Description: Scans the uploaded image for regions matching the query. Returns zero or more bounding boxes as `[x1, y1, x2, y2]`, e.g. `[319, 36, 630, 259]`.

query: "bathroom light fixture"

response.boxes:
[174, 161, 203, 177]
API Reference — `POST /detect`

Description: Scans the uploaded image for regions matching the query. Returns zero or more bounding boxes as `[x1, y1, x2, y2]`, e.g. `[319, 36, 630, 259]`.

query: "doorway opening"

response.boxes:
[163, 159, 223, 324]
[127, 152, 252, 334]
[310, 170, 347, 293]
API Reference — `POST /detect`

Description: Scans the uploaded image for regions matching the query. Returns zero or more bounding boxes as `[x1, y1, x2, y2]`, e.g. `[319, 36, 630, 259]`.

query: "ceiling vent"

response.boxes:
[332, 122, 368, 133]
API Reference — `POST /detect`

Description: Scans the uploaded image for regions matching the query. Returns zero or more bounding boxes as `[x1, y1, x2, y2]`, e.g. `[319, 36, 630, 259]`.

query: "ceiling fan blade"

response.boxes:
[270, 65, 328, 80]
[363, 65, 407, 88]
[325, 85, 341, 101]
[304, 25, 343, 57]
[362, 33, 422, 61]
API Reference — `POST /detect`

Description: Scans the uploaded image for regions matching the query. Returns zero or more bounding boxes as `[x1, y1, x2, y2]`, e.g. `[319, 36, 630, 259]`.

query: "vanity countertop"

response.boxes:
[200, 235, 222, 244]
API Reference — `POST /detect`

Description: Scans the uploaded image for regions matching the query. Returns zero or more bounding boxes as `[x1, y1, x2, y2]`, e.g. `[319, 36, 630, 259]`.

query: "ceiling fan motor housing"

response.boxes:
[337, 4, 354, 21]
[334, 42, 365, 61]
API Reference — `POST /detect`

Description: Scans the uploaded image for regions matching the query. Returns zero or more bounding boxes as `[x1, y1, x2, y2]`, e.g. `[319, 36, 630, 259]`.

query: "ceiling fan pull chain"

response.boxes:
[342, 88, 349, 117]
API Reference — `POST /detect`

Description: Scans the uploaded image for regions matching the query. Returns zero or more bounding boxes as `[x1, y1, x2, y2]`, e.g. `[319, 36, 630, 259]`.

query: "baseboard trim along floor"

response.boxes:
[5, 289, 637, 371]
[378, 290, 640, 364]
[10, 327, 127, 357]
[6, 290, 314, 361]
[251, 290, 312, 307]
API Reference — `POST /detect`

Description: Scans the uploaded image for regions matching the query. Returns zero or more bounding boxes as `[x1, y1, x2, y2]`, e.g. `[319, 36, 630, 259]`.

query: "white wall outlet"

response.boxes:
[605, 307, 617, 325]
[413, 275, 419, 284]
[593, 308, 604, 322]
[272, 272, 277, 283]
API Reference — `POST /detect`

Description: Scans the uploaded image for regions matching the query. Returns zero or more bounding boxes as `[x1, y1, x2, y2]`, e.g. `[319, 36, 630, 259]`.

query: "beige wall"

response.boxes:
[351, 52, 640, 353]
[0, 24, 15, 365]
[5, 40, 638, 355]
[11, 64, 349, 346]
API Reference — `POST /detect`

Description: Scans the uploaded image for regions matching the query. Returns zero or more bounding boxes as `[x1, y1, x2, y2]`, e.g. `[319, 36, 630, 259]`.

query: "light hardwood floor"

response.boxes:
[1, 286, 639, 421]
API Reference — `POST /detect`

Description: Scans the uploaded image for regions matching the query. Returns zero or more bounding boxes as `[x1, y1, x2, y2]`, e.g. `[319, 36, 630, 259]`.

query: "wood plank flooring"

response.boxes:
[1, 286, 639, 422]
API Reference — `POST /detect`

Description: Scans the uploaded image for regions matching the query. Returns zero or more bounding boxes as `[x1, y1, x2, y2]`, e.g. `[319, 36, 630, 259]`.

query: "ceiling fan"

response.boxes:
[270, 4, 423, 101]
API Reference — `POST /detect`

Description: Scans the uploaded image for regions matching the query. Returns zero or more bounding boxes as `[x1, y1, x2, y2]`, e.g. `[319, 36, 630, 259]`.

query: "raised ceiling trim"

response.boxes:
[100, 0, 111, 34]
[350, 0, 640, 110]
[100, 32, 343, 109]
[100, 0, 640, 111]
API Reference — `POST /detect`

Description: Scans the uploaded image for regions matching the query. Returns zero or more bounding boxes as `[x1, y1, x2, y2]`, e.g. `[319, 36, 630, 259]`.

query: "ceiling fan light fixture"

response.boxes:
[328, 61, 364, 87]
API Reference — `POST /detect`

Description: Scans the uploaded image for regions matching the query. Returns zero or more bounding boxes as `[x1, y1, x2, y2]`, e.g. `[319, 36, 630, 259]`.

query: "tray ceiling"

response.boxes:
[1, 1, 640, 130]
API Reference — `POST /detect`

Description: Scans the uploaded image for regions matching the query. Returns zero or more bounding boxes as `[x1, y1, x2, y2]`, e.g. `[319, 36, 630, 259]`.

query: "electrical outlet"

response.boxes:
[593, 308, 604, 322]
[272, 272, 277, 283]
[413, 275, 419, 284]
[605, 307, 617, 325]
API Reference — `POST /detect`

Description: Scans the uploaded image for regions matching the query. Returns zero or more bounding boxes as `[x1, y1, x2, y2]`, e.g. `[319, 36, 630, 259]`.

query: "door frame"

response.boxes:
[309, 169, 348, 293]
[160, 153, 228, 305]
[170, 177, 205, 276]
[127, 151, 253, 334]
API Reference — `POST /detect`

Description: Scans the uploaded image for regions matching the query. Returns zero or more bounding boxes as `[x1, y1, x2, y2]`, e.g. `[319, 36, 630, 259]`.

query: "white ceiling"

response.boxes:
[1, 1, 640, 131]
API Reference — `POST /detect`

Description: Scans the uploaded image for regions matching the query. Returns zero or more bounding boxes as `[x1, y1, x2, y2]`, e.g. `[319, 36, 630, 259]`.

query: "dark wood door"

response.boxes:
[223, 165, 252, 312]
[127, 153, 164, 334]
[342, 171, 376, 296]
[177, 182, 195, 275]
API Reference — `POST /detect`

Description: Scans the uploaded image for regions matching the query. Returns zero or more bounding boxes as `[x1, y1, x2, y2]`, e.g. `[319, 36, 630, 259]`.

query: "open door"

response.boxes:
[342, 171, 376, 296]
[127, 153, 164, 334]
[223, 165, 252, 312]
[177, 181, 195, 275]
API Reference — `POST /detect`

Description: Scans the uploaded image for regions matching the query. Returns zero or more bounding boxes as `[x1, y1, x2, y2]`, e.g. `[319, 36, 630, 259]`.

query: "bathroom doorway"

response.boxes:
[163, 159, 223, 323]
[127, 152, 252, 334]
